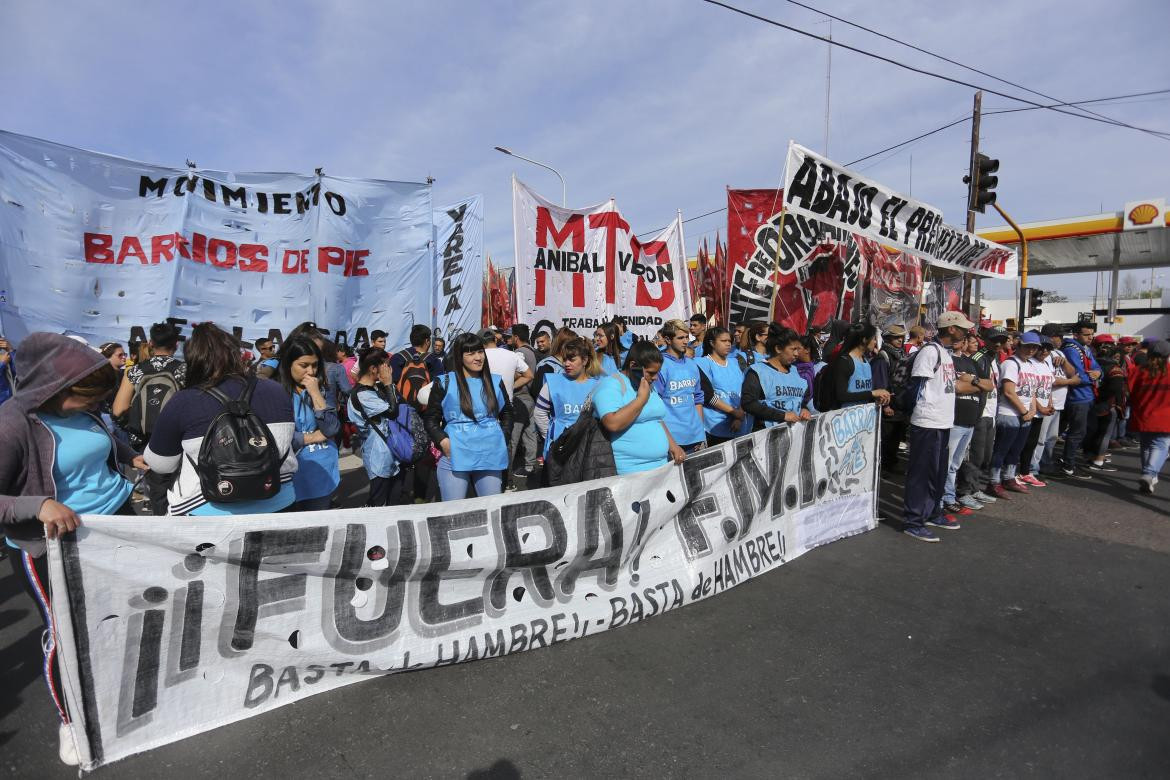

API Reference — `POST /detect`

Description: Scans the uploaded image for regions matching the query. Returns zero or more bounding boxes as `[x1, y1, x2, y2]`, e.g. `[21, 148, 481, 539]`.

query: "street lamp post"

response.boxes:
[494, 146, 566, 206]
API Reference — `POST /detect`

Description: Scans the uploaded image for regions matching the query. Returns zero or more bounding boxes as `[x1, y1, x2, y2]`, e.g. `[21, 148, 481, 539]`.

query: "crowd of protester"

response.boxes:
[0, 310, 1167, 763]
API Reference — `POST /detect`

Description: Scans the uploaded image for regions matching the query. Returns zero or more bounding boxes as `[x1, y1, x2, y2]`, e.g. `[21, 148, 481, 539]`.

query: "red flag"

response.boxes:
[713, 234, 728, 326]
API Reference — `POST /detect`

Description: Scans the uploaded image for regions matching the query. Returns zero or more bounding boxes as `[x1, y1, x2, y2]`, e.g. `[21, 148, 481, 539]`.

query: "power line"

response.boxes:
[846, 88, 1170, 166]
[643, 86, 1170, 239]
[700, 0, 1170, 140]
[781, 0, 1168, 138]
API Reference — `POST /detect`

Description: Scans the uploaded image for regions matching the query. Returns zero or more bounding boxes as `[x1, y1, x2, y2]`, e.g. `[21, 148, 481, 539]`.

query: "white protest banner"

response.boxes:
[432, 195, 484, 341]
[512, 178, 692, 336]
[782, 142, 1017, 279]
[0, 130, 434, 350]
[49, 406, 878, 769]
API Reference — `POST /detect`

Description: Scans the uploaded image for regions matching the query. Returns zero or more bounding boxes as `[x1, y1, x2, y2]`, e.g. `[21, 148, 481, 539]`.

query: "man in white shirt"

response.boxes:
[479, 328, 533, 488]
[479, 328, 533, 400]
[1034, 324, 1080, 476]
[902, 310, 973, 542]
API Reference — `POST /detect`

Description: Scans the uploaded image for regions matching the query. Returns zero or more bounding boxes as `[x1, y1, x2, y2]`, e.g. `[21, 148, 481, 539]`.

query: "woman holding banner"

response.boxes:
[0, 333, 146, 765]
[742, 327, 814, 428]
[696, 327, 751, 445]
[593, 341, 686, 474]
[422, 332, 513, 500]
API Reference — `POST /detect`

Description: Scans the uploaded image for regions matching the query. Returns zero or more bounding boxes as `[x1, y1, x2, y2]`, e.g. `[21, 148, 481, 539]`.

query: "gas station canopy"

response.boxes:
[977, 198, 1168, 275]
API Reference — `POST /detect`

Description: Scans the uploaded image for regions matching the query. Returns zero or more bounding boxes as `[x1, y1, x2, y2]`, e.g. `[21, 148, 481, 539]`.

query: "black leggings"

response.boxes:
[368, 472, 407, 507]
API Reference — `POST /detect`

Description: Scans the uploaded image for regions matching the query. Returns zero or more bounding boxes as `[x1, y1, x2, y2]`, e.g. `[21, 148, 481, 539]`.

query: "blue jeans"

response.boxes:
[1061, 401, 1091, 471]
[1033, 410, 1061, 474]
[1140, 433, 1170, 478]
[990, 415, 1030, 483]
[942, 425, 975, 505]
[436, 457, 503, 501]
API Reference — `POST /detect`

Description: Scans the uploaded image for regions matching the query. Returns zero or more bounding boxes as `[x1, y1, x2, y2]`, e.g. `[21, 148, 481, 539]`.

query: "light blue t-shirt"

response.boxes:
[37, 412, 132, 515]
[654, 353, 706, 446]
[292, 391, 341, 501]
[600, 353, 621, 376]
[748, 361, 809, 427]
[592, 373, 669, 475]
[543, 373, 601, 456]
[843, 356, 873, 408]
[190, 483, 296, 516]
[696, 356, 752, 438]
[347, 385, 400, 480]
[438, 373, 509, 472]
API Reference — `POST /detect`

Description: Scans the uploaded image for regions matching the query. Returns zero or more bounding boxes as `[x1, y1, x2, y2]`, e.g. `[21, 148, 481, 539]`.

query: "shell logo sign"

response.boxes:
[1123, 199, 1165, 230]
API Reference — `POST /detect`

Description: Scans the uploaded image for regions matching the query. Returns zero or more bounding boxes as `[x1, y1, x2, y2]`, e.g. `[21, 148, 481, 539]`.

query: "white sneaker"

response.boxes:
[972, 490, 997, 504]
[59, 722, 79, 766]
[1139, 475, 1157, 495]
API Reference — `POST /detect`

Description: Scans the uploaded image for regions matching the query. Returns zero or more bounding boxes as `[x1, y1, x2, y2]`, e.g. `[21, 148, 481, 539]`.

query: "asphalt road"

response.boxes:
[2, 448, 1167, 778]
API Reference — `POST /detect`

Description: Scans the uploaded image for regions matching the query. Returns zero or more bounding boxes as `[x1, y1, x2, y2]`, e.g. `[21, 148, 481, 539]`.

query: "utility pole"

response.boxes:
[962, 91, 982, 323]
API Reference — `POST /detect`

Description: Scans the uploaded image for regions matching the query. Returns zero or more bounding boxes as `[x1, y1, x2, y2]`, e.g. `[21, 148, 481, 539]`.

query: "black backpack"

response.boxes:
[812, 359, 840, 412]
[891, 344, 942, 414]
[126, 360, 182, 440]
[191, 378, 284, 503]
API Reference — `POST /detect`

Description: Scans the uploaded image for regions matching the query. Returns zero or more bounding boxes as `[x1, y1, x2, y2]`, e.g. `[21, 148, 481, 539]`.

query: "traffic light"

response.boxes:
[964, 153, 1000, 213]
[1027, 288, 1045, 318]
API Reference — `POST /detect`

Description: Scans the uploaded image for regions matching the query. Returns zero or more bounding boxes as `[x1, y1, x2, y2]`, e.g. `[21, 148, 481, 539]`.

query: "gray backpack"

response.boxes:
[126, 363, 182, 440]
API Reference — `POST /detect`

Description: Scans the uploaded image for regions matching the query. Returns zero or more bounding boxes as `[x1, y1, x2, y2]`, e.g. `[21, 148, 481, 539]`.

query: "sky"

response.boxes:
[2, 0, 1168, 301]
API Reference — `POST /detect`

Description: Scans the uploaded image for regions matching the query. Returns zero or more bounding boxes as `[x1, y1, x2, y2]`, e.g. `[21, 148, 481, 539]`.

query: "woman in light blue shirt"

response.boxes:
[347, 347, 404, 506]
[696, 327, 751, 444]
[422, 333, 513, 500]
[593, 341, 686, 474]
[280, 336, 342, 511]
[594, 322, 625, 375]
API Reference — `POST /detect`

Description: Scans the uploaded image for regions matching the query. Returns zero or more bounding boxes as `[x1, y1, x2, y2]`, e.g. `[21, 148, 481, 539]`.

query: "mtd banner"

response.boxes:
[49, 407, 879, 769]
[512, 178, 693, 337]
[432, 195, 484, 342]
[0, 130, 434, 350]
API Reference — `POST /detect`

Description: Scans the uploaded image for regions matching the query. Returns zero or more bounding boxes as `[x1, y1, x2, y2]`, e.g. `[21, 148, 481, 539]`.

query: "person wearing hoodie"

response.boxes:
[1128, 340, 1170, 494]
[0, 332, 146, 765]
[872, 324, 909, 470]
[0, 334, 16, 406]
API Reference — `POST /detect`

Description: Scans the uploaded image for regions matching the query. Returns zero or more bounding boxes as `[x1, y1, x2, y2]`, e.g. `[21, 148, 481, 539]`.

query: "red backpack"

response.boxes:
[395, 349, 431, 408]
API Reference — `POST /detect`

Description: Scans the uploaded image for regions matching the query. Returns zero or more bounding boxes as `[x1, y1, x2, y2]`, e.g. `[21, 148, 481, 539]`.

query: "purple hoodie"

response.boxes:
[0, 333, 137, 553]
[795, 361, 817, 407]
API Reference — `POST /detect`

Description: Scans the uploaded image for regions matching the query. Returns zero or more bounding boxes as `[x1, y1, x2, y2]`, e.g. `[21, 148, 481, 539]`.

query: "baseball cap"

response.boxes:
[882, 324, 907, 337]
[936, 311, 975, 330]
[1092, 333, 1115, 345]
[1118, 335, 1138, 345]
[982, 327, 1009, 342]
[1019, 331, 1042, 345]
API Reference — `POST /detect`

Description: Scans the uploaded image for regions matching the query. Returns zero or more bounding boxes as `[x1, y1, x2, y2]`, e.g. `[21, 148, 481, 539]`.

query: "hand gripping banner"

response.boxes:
[0, 130, 434, 350]
[48, 407, 879, 769]
[512, 178, 693, 337]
